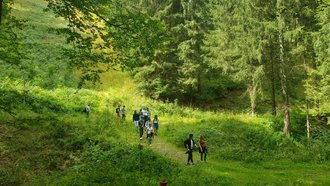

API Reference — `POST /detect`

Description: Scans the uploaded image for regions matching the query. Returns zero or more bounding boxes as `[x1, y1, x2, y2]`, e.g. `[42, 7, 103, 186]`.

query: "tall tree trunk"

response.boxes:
[197, 71, 202, 96]
[277, 0, 290, 136]
[306, 97, 310, 140]
[278, 28, 290, 136]
[304, 57, 311, 142]
[270, 46, 277, 116]
[248, 84, 257, 116]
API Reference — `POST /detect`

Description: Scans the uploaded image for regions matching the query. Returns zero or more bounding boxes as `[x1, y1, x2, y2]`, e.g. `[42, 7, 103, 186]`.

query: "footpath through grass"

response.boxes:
[116, 117, 330, 186]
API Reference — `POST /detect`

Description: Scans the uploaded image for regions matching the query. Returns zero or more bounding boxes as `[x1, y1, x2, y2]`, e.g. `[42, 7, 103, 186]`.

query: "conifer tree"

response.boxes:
[177, 0, 214, 103]
[211, 0, 276, 116]
[133, 0, 185, 100]
[312, 0, 330, 115]
[275, 0, 319, 136]
[135, 0, 220, 103]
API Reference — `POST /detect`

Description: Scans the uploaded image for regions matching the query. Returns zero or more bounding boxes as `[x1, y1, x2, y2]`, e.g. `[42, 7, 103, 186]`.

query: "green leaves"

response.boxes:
[45, 0, 167, 88]
[312, 2, 330, 112]
[0, 16, 26, 66]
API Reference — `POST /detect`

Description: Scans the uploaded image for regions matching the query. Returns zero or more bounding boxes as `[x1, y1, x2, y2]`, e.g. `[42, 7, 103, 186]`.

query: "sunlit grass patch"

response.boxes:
[11, 0, 67, 28]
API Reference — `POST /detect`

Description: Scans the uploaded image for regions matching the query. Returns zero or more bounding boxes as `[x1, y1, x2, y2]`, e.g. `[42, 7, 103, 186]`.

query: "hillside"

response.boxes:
[1, 0, 330, 186]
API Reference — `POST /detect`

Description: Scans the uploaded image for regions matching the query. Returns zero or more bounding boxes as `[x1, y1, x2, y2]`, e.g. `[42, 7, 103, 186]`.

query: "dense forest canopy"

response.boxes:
[44, 0, 330, 136]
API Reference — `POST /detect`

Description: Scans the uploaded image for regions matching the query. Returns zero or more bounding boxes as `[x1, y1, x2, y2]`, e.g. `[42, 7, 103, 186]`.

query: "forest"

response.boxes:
[1, 0, 330, 185]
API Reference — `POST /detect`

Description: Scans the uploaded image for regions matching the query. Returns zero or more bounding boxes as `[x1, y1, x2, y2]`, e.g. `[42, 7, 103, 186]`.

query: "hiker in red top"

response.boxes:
[199, 135, 207, 162]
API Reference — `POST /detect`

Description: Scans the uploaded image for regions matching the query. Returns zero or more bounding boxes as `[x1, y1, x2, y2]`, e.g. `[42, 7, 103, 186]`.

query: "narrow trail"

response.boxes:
[114, 119, 188, 164]
[149, 137, 187, 164]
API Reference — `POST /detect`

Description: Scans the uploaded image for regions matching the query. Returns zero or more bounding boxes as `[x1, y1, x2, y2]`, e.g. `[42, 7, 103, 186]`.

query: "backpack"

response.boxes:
[184, 139, 188, 148]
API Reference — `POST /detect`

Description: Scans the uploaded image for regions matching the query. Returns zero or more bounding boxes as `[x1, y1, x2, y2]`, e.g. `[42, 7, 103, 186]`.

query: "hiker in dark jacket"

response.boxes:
[153, 115, 159, 136]
[116, 106, 120, 118]
[133, 110, 140, 132]
[184, 134, 196, 165]
[83, 104, 91, 117]
[121, 106, 126, 120]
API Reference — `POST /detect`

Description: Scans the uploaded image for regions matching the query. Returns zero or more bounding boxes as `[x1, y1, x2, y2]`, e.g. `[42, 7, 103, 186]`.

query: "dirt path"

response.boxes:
[149, 137, 187, 164]
[115, 120, 188, 164]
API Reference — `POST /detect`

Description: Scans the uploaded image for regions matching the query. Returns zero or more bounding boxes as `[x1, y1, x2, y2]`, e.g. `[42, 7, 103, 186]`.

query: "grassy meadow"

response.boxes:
[1, 69, 330, 185]
[1, 0, 330, 185]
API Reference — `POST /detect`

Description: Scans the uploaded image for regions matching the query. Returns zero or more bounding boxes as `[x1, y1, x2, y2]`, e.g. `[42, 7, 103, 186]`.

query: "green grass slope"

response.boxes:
[2, 79, 329, 185]
[8, 0, 76, 89]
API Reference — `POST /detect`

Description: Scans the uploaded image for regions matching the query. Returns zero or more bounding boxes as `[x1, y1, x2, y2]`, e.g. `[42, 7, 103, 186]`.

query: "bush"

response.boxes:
[0, 169, 21, 186]
[290, 108, 308, 139]
[42, 144, 179, 186]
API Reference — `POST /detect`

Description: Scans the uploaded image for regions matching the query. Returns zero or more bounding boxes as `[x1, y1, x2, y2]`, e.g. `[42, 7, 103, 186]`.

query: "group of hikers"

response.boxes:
[132, 107, 159, 144]
[116, 106, 159, 144]
[84, 104, 208, 164]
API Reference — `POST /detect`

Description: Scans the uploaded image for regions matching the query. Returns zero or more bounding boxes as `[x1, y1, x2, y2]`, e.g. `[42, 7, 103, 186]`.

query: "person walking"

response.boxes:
[153, 115, 159, 136]
[146, 123, 153, 145]
[121, 106, 126, 120]
[133, 110, 140, 132]
[139, 120, 144, 140]
[83, 104, 91, 117]
[199, 135, 207, 162]
[139, 109, 143, 121]
[142, 109, 149, 128]
[116, 106, 121, 118]
[184, 134, 196, 165]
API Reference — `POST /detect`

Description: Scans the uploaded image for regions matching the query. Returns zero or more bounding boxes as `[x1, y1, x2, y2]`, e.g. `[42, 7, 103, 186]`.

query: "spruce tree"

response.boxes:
[313, 0, 330, 115]
[275, 0, 319, 136]
[177, 0, 214, 103]
[211, 0, 276, 116]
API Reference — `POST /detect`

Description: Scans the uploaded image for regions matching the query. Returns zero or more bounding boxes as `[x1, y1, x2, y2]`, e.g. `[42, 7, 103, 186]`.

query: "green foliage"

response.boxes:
[1, 0, 330, 185]
[0, 110, 179, 185]
[162, 114, 330, 163]
[289, 108, 309, 139]
[312, 1, 330, 114]
[131, 0, 233, 104]
[45, 0, 165, 88]
[0, 89, 21, 116]
[55, 147, 179, 186]
[1, 75, 330, 185]
[0, 0, 79, 92]
[0, 14, 27, 78]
